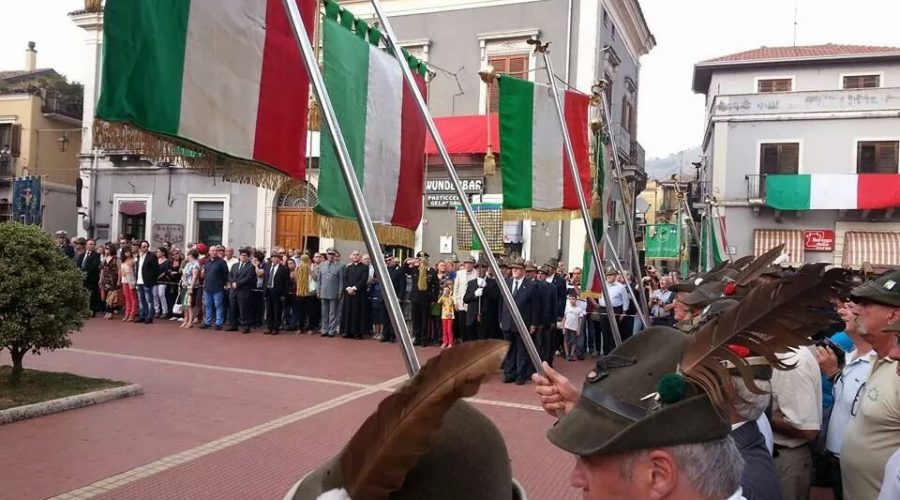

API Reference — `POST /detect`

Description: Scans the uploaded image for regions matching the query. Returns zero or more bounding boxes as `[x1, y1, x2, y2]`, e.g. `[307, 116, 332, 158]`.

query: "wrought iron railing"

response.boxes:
[746, 173, 765, 203]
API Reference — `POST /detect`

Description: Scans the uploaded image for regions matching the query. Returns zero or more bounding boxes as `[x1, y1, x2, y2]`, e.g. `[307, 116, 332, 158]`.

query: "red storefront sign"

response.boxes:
[803, 230, 835, 252]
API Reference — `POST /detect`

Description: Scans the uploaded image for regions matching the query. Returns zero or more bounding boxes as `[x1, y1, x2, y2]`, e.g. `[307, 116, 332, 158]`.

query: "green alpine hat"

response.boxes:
[509, 258, 525, 269]
[850, 269, 900, 308]
[547, 327, 730, 457]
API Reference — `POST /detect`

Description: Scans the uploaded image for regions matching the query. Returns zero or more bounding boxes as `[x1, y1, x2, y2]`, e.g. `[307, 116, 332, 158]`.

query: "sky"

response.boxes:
[2, 0, 899, 160]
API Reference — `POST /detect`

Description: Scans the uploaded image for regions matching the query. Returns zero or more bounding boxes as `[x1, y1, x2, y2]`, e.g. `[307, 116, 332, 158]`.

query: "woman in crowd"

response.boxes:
[165, 248, 184, 321]
[153, 246, 170, 319]
[295, 254, 317, 335]
[120, 247, 138, 322]
[283, 258, 298, 330]
[251, 251, 266, 328]
[180, 248, 201, 329]
[100, 243, 120, 320]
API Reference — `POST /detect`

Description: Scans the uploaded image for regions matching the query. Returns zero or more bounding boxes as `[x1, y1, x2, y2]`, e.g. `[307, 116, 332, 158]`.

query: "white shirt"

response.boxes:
[136, 252, 146, 285]
[511, 278, 523, 294]
[725, 489, 746, 500]
[598, 281, 629, 310]
[225, 257, 239, 272]
[826, 348, 877, 455]
[453, 269, 474, 310]
[756, 413, 775, 456]
[772, 346, 823, 448]
[877, 448, 900, 500]
[563, 301, 586, 331]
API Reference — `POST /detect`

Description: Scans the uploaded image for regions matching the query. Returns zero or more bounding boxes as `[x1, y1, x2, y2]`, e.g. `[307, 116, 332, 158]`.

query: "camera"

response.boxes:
[815, 337, 846, 368]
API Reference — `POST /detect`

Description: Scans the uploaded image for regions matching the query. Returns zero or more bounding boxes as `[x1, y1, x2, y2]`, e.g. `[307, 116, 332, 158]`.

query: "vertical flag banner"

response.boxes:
[95, 0, 314, 187]
[498, 75, 592, 220]
[12, 177, 42, 225]
[314, 1, 428, 246]
[700, 213, 727, 270]
[644, 224, 681, 260]
[581, 130, 609, 298]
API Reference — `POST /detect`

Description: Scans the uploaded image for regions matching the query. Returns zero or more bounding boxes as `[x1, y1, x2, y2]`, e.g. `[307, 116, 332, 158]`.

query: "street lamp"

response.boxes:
[57, 132, 69, 153]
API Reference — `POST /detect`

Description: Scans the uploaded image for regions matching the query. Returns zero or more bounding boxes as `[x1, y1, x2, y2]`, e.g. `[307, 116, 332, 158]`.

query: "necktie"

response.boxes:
[512, 280, 519, 295]
[82, 252, 89, 270]
[238, 262, 244, 274]
[269, 265, 277, 287]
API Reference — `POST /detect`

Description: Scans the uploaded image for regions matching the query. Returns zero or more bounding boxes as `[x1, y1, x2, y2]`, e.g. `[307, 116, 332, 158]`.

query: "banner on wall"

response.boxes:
[13, 176, 42, 225]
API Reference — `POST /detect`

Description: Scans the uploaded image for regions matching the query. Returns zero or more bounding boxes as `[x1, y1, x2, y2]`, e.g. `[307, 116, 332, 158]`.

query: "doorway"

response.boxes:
[275, 183, 319, 253]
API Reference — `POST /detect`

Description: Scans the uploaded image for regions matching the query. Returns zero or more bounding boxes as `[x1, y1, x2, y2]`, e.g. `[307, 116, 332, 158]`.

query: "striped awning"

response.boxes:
[842, 231, 900, 269]
[753, 229, 804, 264]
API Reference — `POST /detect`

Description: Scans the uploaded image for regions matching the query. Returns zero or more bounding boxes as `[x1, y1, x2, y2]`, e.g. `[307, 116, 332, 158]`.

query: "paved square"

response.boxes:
[0, 319, 592, 500]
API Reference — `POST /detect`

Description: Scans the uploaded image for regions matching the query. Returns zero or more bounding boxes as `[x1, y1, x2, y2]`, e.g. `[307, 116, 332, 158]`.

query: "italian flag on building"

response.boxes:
[498, 75, 592, 219]
[766, 174, 900, 211]
[96, 0, 314, 184]
[314, 3, 428, 247]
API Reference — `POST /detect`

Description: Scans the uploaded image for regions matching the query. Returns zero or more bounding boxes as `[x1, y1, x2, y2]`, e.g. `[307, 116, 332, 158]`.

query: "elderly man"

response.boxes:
[841, 269, 900, 500]
[55, 230, 75, 259]
[453, 255, 475, 342]
[533, 327, 746, 500]
[317, 248, 344, 338]
[876, 320, 900, 499]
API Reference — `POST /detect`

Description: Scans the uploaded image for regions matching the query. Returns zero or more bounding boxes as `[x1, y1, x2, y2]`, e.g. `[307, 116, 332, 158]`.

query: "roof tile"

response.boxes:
[701, 44, 900, 64]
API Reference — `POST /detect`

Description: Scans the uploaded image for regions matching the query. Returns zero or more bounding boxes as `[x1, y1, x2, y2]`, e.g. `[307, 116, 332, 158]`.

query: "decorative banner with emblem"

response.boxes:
[12, 176, 42, 225]
[644, 223, 681, 260]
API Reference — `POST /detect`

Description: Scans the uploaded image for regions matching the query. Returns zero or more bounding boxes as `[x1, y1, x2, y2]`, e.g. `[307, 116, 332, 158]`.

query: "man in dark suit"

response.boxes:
[535, 265, 560, 367]
[227, 247, 257, 333]
[263, 253, 290, 335]
[135, 240, 159, 324]
[405, 251, 439, 346]
[463, 256, 501, 341]
[381, 255, 407, 343]
[499, 258, 539, 385]
[76, 239, 102, 316]
[544, 258, 569, 356]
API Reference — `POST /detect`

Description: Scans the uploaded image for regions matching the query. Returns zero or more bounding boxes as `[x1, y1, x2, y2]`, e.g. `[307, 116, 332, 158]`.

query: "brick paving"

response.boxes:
[0, 319, 592, 500]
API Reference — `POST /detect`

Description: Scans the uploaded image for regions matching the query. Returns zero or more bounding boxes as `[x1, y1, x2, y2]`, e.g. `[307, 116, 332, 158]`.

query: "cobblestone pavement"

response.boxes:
[0, 319, 593, 500]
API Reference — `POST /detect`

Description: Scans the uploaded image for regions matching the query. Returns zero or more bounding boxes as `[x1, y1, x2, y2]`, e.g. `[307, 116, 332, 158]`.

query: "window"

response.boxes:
[757, 78, 792, 93]
[602, 9, 609, 27]
[122, 214, 146, 241]
[621, 97, 634, 134]
[611, 24, 617, 41]
[487, 54, 529, 113]
[760, 143, 800, 175]
[195, 201, 224, 246]
[843, 74, 880, 89]
[857, 141, 899, 174]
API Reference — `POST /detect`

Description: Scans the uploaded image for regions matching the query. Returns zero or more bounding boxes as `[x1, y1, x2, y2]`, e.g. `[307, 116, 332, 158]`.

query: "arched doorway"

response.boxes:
[275, 184, 320, 254]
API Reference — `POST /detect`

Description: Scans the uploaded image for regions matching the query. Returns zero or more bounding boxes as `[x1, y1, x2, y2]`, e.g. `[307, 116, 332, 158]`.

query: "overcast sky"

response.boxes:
[2, 0, 898, 160]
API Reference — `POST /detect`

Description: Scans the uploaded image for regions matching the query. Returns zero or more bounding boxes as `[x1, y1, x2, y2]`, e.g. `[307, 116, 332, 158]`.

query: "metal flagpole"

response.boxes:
[369, 0, 545, 375]
[596, 85, 651, 320]
[602, 232, 649, 328]
[534, 42, 623, 348]
[281, 0, 420, 376]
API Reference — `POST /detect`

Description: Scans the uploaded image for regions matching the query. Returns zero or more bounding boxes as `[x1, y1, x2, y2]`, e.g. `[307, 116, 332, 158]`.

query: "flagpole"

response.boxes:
[369, 0, 545, 376]
[280, 0, 420, 376]
[533, 43, 623, 347]
[596, 84, 651, 321]
[603, 232, 650, 328]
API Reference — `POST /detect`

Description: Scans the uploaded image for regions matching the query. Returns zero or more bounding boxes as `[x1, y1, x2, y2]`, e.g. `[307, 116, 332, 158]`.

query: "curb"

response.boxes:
[0, 383, 144, 425]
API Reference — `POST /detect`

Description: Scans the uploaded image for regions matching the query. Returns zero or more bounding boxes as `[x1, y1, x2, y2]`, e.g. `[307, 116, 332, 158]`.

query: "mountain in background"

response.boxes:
[644, 146, 702, 181]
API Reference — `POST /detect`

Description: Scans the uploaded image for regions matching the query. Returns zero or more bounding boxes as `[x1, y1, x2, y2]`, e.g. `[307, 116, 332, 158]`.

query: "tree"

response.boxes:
[0, 222, 88, 383]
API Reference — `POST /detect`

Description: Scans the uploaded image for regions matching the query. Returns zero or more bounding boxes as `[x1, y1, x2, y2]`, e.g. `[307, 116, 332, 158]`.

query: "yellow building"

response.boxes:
[0, 42, 81, 233]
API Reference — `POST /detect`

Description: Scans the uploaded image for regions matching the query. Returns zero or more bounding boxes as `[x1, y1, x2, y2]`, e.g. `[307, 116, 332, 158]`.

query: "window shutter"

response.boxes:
[779, 144, 799, 173]
[761, 144, 779, 174]
[876, 142, 899, 171]
[488, 54, 529, 113]
[843, 75, 880, 89]
[10, 124, 21, 157]
[757, 79, 792, 93]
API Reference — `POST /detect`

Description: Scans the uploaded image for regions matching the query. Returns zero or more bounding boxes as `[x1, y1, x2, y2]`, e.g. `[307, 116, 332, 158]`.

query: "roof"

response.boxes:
[692, 44, 900, 93]
[0, 68, 58, 83]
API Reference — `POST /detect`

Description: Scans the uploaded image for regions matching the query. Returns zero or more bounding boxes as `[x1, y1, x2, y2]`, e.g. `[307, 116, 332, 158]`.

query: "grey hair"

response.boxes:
[732, 377, 772, 422]
[617, 437, 743, 499]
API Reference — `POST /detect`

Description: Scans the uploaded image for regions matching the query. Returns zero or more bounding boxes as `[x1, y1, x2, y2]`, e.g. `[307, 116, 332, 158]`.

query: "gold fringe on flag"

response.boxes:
[501, 208, 581, 222]
[313, 212, 415, 247]
[93, 120, 292, 190]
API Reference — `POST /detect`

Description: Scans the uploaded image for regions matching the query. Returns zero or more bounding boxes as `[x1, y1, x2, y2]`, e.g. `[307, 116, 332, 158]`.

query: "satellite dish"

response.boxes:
[635, 198, 650, 214]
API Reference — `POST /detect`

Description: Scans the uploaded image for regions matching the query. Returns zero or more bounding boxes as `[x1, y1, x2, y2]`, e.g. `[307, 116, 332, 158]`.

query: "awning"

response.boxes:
[425, 114, 499, 155]
[842, 231, 900, 268]
[119, 201, 146, 216]
[753, 229, 804, 264]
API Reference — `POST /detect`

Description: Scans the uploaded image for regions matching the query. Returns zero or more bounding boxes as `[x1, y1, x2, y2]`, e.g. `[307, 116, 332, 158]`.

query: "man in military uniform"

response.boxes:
[406, 251, 439, 346]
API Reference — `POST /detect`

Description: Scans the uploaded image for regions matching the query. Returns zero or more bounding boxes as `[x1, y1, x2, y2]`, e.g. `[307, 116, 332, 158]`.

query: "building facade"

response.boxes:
[0, 42, 81, 234]
[693, 45, 900, 270]
[71, 0, 653, 264]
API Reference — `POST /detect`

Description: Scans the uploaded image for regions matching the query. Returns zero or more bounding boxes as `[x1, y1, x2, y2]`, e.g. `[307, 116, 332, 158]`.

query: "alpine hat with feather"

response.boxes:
[285, 340, 527, 500]
[549, 261, 850, 457]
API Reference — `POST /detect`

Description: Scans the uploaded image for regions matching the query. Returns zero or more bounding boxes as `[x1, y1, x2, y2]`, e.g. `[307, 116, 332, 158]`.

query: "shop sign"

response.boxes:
[425, 177, 483, 208]
[803, 230, 835, 252]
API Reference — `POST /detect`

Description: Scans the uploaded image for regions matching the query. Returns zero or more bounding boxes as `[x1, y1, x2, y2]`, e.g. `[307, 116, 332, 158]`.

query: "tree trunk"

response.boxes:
[9, 348, 25, 385]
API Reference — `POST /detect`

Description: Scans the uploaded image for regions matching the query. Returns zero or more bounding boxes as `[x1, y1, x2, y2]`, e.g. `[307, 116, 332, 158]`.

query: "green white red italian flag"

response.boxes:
[766, 174, 900, 210]
[96, 0, 313, 181]
[581, 131, 609, 298]
[499, 75, 592, 219]
[314, 5, 428, 246]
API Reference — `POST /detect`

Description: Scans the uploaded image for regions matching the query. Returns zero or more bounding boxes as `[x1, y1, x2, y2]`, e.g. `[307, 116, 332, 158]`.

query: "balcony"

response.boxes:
[0, 156, 13, 178]
[745, 174, 765, 205]
[631, 140, 645, 170]
[42, 90, 83, 122]
[608, 122, 632, 162]
[710, 87, 900, 120]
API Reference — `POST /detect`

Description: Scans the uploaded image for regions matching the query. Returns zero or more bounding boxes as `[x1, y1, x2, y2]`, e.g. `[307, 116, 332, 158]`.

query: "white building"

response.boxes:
[693, 44, 900, 269]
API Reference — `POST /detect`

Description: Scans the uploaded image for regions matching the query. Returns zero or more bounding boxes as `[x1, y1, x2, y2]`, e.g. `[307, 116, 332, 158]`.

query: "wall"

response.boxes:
[706, 61, 900, 97]
[42, 183, 77, 235]
[720, 116, 900, 201]
[30, 108, 82, 187]
[90, 165, 259, 248]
